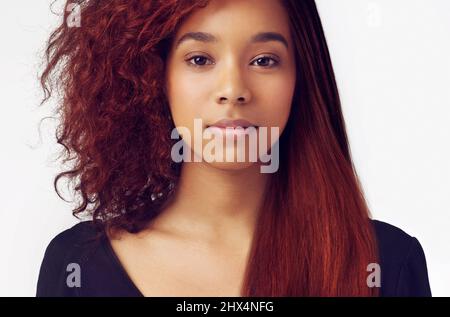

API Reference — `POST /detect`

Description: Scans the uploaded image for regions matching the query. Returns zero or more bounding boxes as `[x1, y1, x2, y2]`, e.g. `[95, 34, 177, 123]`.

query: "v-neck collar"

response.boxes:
[101, 233, 145, 297]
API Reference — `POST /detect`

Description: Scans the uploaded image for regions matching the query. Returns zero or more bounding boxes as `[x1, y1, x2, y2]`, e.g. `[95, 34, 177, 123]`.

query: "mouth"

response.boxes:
[205, 125, 259, 137]
[207, 118, 259, 130]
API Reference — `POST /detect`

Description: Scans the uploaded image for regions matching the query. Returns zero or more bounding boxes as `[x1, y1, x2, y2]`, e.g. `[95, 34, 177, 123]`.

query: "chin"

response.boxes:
[205, 160, 259, 172]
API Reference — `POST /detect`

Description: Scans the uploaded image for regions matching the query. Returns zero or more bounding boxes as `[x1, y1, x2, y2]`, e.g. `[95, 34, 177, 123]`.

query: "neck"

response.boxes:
[153, 160, 270, 246]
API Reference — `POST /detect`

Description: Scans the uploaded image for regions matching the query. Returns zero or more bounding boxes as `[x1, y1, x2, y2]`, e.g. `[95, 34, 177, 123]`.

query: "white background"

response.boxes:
[0, 0, 449, 296]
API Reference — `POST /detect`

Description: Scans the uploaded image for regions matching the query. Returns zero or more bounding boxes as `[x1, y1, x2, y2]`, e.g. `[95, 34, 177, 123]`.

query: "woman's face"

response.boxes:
[165, 0, 296, 171]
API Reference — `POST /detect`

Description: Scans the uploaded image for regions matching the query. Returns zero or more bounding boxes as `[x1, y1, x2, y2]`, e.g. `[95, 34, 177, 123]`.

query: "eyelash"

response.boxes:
[185, 54, 280, 69]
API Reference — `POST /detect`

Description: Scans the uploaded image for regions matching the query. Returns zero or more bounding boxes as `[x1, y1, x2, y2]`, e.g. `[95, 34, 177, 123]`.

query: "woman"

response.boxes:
[36, 0, 432, 296]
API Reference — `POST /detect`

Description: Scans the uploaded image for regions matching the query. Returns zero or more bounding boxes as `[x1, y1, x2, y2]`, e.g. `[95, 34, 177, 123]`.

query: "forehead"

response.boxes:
[174, 0, 292, 46]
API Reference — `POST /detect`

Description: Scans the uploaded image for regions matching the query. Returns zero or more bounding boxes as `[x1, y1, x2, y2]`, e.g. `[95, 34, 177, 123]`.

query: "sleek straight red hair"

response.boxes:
[40, 0, 379, 296]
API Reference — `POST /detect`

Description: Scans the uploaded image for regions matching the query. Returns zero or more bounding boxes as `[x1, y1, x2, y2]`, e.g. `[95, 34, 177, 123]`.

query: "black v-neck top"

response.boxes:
[36, 219, 432, 297]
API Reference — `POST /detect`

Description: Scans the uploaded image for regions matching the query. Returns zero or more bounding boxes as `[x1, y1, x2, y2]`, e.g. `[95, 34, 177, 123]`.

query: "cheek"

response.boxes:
[168, 73, 209, 127]
[167, 72, 213, 152]
[258, 78, 295, 131]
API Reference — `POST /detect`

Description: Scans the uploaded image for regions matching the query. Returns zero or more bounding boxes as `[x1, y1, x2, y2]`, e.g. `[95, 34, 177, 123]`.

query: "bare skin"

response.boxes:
[108, 0, 296, 297]
[108, 163, 268, 296]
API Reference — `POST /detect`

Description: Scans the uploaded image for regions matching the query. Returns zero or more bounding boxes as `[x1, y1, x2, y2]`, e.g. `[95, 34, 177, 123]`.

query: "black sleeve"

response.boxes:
[36, 230, 78, 297]
[395, 237, 432, 296]
[36, 235, 61, 296]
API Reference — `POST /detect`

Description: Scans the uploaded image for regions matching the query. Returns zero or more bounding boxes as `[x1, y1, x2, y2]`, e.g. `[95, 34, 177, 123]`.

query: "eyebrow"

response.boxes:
[174, 31, 289, 50]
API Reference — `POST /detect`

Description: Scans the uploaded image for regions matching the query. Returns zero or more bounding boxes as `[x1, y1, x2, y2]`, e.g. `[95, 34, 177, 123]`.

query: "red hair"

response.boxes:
[39, 0, 379, 296]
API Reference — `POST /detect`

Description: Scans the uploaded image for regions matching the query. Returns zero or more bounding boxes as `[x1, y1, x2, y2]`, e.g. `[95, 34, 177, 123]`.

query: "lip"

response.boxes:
[208, 118, 258, 129]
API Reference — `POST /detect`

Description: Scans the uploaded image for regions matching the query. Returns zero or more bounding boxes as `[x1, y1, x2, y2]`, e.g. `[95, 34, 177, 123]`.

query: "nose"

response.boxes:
[215, 63, 252, 106]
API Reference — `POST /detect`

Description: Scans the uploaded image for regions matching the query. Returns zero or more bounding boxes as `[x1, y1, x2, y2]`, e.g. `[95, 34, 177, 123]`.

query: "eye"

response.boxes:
[251, 55, 279, 68]
[184, 54, 280, 68]
[185, 55, 214, 67]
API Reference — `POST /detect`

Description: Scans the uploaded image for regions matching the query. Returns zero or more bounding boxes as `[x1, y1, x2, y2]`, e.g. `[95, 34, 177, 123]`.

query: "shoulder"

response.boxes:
[370, 219, 415, 255]
[49, 220, 99, 244]
[41, 221, 101, 263]
[369, 219, 432, 296]
[36, 221, 102, 296]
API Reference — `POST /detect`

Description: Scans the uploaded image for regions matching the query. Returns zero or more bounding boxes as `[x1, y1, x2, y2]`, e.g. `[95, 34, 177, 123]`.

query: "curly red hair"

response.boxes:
[40, 0, 210, 233]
